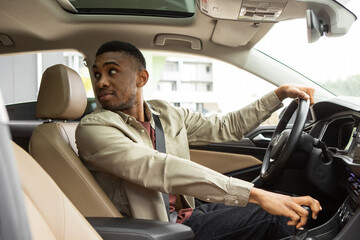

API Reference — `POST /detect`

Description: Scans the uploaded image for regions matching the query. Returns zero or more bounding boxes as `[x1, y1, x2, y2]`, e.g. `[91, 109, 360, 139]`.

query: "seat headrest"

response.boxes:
[36, 64, 87, 120]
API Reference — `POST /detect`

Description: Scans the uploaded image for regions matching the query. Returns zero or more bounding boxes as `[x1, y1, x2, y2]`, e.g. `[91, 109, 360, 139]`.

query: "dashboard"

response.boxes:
[309, 98, 360, 232]
[311, 98, 360, 170]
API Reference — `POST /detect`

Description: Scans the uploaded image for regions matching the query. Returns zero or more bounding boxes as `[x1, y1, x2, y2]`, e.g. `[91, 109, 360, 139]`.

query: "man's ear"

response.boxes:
[137, 69, 149, 87]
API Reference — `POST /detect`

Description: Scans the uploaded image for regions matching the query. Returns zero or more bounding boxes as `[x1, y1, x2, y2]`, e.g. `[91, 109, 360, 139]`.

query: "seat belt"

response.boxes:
[152, 113, 171, 221]
[153, 114, 166, 154]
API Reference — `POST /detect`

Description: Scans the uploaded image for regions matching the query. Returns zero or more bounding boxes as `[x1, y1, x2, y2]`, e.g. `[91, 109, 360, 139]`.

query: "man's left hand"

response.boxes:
[274, 84, 315, 105]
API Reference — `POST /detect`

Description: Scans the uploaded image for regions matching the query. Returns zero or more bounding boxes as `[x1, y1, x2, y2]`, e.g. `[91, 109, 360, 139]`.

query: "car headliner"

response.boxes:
[0, 0, 353, 99]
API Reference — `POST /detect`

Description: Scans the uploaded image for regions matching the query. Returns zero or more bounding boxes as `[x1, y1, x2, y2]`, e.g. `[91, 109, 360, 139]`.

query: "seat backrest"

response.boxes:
[13, 141, 102, 240]
[29, 64, 121, 217]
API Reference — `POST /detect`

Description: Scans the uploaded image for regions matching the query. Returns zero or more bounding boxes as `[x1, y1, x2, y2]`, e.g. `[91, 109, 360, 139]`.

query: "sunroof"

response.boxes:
[59, 0, 196, 18]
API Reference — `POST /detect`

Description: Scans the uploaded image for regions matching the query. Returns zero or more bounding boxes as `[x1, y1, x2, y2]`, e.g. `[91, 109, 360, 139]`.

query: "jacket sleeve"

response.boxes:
[76, 123, 253, 207]
[178, 91, 283, 145]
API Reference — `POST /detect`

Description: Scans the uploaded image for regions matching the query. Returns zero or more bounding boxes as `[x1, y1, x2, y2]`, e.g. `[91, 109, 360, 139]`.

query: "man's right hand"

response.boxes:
[248, 187, 322, 229]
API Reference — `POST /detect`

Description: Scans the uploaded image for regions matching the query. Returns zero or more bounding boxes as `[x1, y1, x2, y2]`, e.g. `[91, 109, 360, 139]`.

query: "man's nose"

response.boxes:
[97, 75, 110, 88]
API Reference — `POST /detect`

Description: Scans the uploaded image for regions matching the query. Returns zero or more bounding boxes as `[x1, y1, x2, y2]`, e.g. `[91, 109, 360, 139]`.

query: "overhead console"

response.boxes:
[199, 0, 287, 22]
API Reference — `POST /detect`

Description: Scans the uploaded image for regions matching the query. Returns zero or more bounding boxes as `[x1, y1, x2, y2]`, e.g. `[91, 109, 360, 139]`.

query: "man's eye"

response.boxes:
[110, 69, 117, 75]
[94, 72, 101, 79]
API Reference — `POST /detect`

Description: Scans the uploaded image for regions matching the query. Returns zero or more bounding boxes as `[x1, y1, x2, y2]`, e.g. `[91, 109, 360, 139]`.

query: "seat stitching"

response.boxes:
[22, 190, 57, 239]
[60, 190, 65, 240]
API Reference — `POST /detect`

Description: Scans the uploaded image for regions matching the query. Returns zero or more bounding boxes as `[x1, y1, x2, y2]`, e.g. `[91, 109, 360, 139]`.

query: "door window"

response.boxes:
[142, 51, 279, 125]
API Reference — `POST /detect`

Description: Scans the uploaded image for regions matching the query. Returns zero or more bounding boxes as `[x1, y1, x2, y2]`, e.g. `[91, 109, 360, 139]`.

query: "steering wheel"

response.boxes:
[260, 99, 310, 181]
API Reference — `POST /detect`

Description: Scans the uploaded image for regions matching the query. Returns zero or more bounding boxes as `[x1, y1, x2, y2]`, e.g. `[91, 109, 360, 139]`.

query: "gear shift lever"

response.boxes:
[291, 206, 318, 240]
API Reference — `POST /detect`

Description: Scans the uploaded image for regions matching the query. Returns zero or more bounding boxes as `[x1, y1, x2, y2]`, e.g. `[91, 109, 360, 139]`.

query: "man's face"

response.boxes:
[93, 51, 139, 112]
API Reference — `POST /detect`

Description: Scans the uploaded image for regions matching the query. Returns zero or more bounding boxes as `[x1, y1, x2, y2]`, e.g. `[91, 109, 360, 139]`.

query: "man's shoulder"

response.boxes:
[146, 100, 186, 129]
[79, 107, 121, 126]
[147, 99, 184, 117]
[147, 99, 174, 111]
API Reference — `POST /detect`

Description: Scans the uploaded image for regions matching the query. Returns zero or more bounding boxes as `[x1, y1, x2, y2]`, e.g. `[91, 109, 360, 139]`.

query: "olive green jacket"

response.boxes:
[75, 91, 282, 221]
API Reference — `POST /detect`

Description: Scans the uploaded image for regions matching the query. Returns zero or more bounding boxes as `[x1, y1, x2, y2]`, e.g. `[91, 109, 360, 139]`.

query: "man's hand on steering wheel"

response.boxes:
[274, 84, 315, 105]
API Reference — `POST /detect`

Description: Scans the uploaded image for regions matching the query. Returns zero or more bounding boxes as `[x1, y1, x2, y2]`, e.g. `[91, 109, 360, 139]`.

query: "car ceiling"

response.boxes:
[0, 0, 309, 57]
[0, 0, 354, 100]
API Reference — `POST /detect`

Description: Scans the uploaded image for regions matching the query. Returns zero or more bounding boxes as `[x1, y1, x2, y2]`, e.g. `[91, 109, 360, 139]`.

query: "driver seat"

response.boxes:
[29, 64, 121, 217]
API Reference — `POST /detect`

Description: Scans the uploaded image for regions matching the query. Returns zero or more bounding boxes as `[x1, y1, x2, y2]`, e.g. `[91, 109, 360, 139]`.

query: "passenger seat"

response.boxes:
[29, 64, 121, 217]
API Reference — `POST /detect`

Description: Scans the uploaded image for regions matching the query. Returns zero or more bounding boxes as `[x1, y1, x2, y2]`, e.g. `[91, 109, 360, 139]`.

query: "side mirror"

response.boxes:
[306, 9, 328, 43]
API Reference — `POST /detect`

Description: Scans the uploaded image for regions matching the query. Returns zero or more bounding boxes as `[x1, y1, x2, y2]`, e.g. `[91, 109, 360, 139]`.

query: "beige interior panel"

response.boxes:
[190, 149, 262, 174]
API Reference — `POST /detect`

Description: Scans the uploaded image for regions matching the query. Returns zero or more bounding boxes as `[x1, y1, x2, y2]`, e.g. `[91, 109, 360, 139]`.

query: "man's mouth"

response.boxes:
[98, 91, 114, 101]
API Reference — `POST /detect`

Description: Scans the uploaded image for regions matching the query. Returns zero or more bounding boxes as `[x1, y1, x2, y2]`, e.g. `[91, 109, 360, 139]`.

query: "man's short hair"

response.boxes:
[96, 40, 146, 70]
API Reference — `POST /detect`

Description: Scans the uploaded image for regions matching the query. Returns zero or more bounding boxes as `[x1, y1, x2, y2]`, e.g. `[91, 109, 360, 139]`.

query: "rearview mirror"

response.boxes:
[306, 9, 328, 43]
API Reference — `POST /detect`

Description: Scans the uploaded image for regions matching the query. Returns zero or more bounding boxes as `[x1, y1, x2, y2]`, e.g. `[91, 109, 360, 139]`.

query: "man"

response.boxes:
[76, 40, 321, 240]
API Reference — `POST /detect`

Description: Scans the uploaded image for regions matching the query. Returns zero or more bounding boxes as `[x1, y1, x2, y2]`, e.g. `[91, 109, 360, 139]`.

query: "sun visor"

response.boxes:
[211, 21, 261, 47]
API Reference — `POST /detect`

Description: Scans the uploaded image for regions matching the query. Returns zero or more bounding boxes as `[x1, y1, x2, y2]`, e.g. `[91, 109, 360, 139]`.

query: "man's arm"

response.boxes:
[76, 123, 255, 207]
[181, 84, 315, 146]
[180, 91, 284, 145]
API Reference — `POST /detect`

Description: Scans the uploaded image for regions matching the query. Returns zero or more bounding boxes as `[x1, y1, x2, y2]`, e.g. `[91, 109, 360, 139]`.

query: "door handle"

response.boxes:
[252, 133, 271, 142]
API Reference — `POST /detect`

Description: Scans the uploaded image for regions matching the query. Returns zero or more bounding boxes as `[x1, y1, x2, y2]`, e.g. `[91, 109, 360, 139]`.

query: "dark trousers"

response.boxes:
[183, 203, 295, 240]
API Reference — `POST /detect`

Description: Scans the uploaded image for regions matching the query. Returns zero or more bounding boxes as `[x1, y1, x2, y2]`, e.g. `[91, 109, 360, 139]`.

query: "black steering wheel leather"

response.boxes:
[260, 99, 310, 181]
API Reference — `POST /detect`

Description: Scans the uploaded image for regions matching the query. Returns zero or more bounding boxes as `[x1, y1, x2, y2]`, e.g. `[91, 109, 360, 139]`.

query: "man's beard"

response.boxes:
[101, 93, 137, 112]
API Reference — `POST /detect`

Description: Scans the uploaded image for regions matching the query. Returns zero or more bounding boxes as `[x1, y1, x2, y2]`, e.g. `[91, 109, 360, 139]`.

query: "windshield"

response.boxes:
[256, 0, 360, 97]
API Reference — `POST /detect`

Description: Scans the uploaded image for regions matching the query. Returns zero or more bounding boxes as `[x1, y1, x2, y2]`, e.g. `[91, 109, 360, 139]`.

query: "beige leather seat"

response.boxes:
[12, 140, 194, 240]
[29, 64, 121, 217]
[13, 141, 102, 239]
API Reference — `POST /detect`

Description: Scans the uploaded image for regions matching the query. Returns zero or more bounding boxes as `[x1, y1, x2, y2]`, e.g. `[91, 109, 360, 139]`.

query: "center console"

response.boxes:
[305, 168, 360, 240]
[331, 169, 360, 240]
[338, 170, 359, 226]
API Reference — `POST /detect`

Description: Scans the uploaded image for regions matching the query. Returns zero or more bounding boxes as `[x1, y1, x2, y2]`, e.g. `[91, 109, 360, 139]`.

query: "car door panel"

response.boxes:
[189, 125, 277, 181]
[190, 149, 262, 174]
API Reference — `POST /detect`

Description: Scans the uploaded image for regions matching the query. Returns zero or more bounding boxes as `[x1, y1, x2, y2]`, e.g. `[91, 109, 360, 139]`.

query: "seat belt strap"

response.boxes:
[152, 112, 171, 222]
[153, 113, 166, 153]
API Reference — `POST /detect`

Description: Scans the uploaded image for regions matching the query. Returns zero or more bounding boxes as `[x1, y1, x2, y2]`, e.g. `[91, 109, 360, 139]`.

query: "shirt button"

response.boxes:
[206, 197, 210, 201]
[234, 200, 239, 205]
[141, 129, 145, 133]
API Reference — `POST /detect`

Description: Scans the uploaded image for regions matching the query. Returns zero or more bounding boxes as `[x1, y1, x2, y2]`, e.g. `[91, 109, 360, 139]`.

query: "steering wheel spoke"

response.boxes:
[260, 99, 310, 181]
